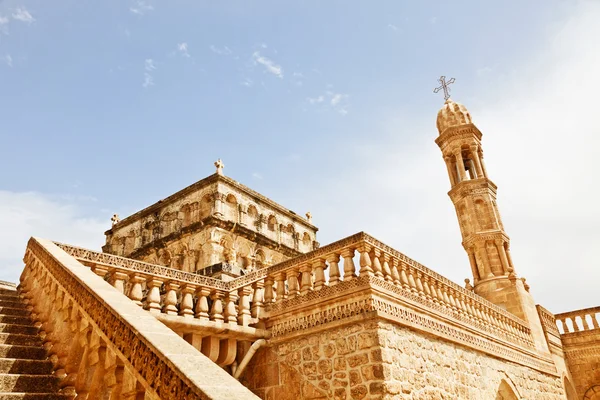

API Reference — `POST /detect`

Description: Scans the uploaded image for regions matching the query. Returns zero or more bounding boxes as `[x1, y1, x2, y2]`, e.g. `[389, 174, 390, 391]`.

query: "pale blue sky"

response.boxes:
[1, 0, 598, 313]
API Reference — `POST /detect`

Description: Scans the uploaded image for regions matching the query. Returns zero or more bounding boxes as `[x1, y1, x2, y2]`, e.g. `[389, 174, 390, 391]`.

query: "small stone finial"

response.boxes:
[522, 278, 530, 292]
[111, 214, 120, 226]
[214, 159, 225, 175]
[464, 278, 474, 291]
[305, 211, 312, 222]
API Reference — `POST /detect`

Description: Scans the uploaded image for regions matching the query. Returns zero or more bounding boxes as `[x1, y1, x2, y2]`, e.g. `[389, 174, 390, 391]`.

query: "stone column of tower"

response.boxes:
[435, 99, 550, 353]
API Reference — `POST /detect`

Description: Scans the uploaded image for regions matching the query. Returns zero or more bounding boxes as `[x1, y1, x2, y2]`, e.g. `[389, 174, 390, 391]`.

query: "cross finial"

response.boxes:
[214, 159, 224, 175]
[111, 214, 120, 226]
[433, 76, 455, 101]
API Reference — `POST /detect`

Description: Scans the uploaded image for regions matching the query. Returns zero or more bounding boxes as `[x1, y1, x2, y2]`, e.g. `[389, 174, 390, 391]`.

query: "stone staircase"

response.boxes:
[0, 286, 69, 400]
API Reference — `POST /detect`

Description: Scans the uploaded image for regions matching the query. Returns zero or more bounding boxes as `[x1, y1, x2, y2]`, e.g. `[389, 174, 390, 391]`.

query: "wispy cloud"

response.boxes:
[387, 23, 398, 31]
[177, 42, 190, 58]
[143, 73, 154, 88]
[241, 78, 253, 87]
[12, 8, 34, 24]
[252, 51, 283, 78]
[143, 59, 155, 88]
[209, 45, 232, 56]
[430, 16, 438, 24]
[0, 191, 106, 283]
[252, 172, 263, 180]
[4, 54, 12, 67]
[130, 0, 154, 15]
[307, 90, 349, 115]
[144, 58, 155, 71]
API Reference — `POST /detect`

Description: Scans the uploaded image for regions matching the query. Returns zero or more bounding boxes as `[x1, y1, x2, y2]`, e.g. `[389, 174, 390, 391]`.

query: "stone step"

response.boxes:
[0, 309, 29, 318]
[0, 303, 27, 311]
[0, 374, 59, 394]
[0, 394, 73, 400]
[0, 359, 53, 375]
[0, 317, 33, 327]
[0, 296, 21, 303]
[0, 334, 41, 347]
[0, 325, 38, 336]
[0, 345, 46, 361]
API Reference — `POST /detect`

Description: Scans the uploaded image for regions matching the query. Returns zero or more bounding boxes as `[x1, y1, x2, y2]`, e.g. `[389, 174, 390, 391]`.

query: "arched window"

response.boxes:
[302, 232, 311, 247]
[496, 379, 520, 400]
[267, 215, 277, 232]
[199, 194, 213, 219]
[583, 385, 600, 400]
[224, 194, 238, 222]
[475, 199, 494, 230]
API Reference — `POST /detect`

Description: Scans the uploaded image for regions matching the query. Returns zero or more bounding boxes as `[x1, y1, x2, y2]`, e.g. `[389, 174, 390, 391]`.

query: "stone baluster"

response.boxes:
[341, 248, 357, 280]
[162, 282, 180, 315]
[286, 269, 300, 299]
[238, 286, 252, 326]
[358, 245, 374, 277]
[224, 291, 238, 324]
[370, 249, 384, 279]
[194, 288, 210, 320]
[421, 275, 432, 301]
[313, 259, 326, 291]
[210, 290, 225, 322]
[415, 272, 425, 296]
[399, 263, 410, 290]
[407, 268, 418, 293]
[428, 280, 439, 304]
[582, 315, 592, 331]
[275, 273, 286, 302]
[108, 271, 128, 294]
[90, 264, 109, 279]
[592, 315, 600, 329]
[263, 276, 275, 304]
[179, 284, 195, 318]
[381, 254, 393, 282]
[127, 274, 144, 307]
[299, 264, 313, 295]
[145, 278, 163, 314]
[390, 258, 401, 285]
[251, 280, 264, 320]
[327, 254, 341, 285]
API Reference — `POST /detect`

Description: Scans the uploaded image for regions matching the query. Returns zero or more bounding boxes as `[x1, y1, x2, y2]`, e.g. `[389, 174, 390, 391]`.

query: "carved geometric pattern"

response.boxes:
[27, 239, 208, 400]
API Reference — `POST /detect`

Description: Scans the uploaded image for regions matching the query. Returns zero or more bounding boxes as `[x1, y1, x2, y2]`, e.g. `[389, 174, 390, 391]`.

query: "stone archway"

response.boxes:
[496, 379, 520, 400]
[584, 385, 600, 400]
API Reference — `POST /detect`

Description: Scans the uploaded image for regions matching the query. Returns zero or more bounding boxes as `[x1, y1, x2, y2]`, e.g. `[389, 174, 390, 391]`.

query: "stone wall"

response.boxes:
[241, 319, 567, 400]
[561, 330, 600, 398]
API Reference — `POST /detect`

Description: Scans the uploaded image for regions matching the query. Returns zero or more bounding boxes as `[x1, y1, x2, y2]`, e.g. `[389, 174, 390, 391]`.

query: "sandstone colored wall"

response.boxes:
[241, 319, 567, 400]
[562, 331, 600, 398]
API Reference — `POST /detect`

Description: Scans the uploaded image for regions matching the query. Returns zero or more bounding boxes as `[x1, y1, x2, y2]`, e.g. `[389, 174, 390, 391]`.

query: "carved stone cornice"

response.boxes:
[448, 178, 498, 203]
[434, 123, 483, 148]
[462, 231, 510, 249]
[264, 276, 557, 376]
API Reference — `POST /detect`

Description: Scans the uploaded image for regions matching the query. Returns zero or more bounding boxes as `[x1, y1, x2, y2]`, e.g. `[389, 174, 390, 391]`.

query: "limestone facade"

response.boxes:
[103, 172, 318, 277]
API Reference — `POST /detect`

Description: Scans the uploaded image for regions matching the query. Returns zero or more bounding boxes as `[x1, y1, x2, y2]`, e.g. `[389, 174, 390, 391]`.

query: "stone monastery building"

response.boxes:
[1, 97, 598, 399]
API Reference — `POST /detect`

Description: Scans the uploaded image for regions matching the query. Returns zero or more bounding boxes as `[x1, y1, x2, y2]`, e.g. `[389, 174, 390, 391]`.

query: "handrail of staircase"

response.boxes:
[20, 237, 259, 399]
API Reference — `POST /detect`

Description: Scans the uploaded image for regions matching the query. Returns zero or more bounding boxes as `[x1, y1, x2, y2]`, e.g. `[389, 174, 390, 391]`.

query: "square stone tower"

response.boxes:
[103, 160, 318, 280]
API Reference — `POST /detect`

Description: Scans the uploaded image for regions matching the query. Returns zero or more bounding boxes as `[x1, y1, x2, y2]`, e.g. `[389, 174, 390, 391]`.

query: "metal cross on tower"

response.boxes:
[433, 76, 455, 101]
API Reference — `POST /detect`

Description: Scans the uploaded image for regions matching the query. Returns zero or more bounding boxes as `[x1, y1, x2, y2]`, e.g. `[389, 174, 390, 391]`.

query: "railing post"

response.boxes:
[358, 245, 374, 278]
[145, 278, 163, 314]
[108, 271, 128, 294]
[210, 290, 225, 322]
[286, 268, 300, 299]
[179, 284, 196, 318]
[224, 291, 238, 324]
[299, 264, 313, 295]
[341, 248, 357, 280]
[194, 287, 210, 320]
[327, 253, 341, 285]
[127, 274, 144, 307]
[162, 282, 180, 315]
[381, 254, 393, 282]
[313, 259, 326, 291]
[251, 280, 265, 320]
[275, 273, 286, 302]
[238, 286, 252, 326]
[263, 276, 274, 304]
[370, 249, 384, 279]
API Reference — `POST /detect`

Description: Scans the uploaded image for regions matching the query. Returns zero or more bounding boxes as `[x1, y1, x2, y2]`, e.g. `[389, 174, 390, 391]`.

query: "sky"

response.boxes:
[0, 0, 598, 313]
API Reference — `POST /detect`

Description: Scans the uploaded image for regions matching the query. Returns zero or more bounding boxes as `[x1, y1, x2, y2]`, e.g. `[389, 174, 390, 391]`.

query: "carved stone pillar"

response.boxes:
[470, 145, 484, 178]
[454, 150, 468, 182]
[495, 240, 510, 275]
[474, 242, 493, 279]
[213, 192, 225, 218]
[444, 155, 457, 186]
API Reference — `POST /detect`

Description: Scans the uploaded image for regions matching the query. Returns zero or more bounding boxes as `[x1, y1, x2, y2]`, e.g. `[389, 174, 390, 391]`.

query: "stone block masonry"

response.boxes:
[241, 319, 567, 399]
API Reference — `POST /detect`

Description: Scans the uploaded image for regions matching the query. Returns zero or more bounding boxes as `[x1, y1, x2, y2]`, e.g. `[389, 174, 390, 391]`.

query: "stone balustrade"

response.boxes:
[234, 232, 535, 350]
[20, 237, 259, 399]
[555, 307, 600, 334]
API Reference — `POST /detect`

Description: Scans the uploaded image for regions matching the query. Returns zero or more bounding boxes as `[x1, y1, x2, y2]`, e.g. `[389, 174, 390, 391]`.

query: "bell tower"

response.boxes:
[434, 94, 550, 352]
